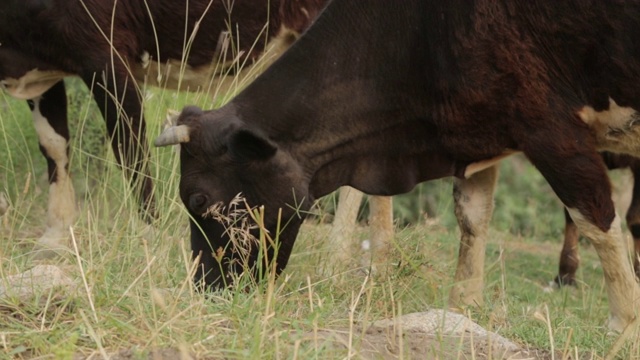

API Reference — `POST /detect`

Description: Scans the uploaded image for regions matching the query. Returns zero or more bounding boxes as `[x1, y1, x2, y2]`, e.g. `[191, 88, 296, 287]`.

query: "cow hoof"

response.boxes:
[31, 246, 69, 260]
[606, 314, 630, 335]
[553, 275, 577, 287]
[32, 228, 72, 259]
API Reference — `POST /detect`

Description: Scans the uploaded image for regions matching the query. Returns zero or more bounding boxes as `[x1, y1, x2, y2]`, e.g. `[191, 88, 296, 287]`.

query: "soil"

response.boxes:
[71, 310, 556, 360]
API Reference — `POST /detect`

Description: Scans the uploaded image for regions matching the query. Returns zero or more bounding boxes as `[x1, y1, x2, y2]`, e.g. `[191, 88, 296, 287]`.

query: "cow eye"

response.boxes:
[189, 193, 209, 213]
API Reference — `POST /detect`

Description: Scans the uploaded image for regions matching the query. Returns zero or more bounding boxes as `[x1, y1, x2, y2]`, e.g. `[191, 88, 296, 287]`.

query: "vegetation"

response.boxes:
[0, 78, 638, 359]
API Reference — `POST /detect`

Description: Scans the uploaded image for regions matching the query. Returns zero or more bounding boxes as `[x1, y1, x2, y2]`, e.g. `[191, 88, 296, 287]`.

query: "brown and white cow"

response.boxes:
[156, 0, 640, 332]
[0, 0, 326, 255]
[556, 152, 640, 286]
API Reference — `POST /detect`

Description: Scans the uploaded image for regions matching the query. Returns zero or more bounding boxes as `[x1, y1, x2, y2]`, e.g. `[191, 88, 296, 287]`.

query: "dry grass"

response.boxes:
[1, 11, 639, 356]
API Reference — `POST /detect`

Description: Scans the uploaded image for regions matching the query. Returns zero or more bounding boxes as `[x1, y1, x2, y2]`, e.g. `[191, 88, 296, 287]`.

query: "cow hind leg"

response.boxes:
[555, 208, 581, 286]
[326, 186, 365, 269]
[449, 164, 498, 308]
[30, 81, 76, 256]
[366, 195, 394, 275]
[526, 146, 639, 332]
[625, 165, 640, 279]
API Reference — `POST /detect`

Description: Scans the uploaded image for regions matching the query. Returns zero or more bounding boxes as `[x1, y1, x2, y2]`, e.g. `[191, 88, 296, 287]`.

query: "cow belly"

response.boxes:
[1, 69, 69, 100]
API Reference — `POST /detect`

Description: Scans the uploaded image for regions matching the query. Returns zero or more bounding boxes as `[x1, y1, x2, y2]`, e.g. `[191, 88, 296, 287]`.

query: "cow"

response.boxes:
[0, 0, 326, 255]
[155, 0, 640, 332]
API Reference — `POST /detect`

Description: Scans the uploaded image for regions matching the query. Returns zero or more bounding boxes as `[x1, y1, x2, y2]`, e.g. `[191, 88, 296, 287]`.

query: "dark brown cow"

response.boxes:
[156, 0, 640, 332]
[0, 0, 326, 255]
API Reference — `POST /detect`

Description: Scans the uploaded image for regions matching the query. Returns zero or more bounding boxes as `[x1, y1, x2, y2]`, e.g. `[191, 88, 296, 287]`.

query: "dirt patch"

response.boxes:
[309, 310, 553, 359]
[94, 348, 198, 360]
[65, 310, 551, 360]
[0, 265, 77, 300]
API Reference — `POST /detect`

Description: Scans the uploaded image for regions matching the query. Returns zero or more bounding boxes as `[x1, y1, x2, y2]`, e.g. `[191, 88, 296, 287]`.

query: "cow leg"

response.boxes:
[30, 81, 76, 255]
[366, 195, 394, 274]
[626, 165, 640, 279]
[555, 208, 581, 286]
[526, 147, 639, 333]
[83, 70, 155, 221]
[327, 186, 364, 267]
[449, 164, 498, 307]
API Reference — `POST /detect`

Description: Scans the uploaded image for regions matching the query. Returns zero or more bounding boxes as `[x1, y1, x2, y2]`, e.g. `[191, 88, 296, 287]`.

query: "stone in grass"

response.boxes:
[0, 193, 7, 216]
[0, 265, 77, 300]
[366, 310, 530, 359]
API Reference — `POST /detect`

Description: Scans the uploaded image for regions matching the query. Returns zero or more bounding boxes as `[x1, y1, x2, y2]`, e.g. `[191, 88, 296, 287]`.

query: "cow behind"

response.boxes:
[157, 0, 640, 332]
[0, 0, 326, 255]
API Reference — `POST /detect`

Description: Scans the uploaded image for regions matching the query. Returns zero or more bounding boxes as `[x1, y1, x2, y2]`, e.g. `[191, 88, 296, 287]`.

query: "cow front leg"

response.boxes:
[326, 186, 364, 270]
[555, 208, 581, 286]
[30, 81, 76, 256]
[449, 164, 498, 307]
[84, 70, 155, 222]
[526, 146, 639, 333]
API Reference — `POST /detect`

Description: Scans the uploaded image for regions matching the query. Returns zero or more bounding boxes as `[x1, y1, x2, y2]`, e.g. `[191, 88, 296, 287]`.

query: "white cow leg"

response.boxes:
[30, 82, 76, 257]
[366, 195, 394, 275]
[567, 209, 639, 333]
[326, 186, 365, 270]
[449, 165, 498, 307]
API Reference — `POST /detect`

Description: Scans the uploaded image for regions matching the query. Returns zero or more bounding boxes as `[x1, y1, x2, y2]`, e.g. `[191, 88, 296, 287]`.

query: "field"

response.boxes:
[1, 78, 639, 359]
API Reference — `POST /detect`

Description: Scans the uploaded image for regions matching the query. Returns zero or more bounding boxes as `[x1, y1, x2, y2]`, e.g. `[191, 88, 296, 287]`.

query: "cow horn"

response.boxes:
[154, 125, 191, 146]
[165, 109, 181, 126]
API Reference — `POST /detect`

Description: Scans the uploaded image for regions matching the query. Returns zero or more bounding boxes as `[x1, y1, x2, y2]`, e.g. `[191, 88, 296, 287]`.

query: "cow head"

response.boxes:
[155, 106, 311, 290]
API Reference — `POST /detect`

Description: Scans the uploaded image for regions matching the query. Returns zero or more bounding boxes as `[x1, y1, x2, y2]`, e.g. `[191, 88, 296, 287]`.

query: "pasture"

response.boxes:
[0, 79, 639, 359]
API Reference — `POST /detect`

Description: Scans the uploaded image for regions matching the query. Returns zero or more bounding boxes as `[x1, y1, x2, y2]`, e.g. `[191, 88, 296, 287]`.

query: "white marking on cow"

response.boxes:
[32, 99, 76, 253]
[577, 98, 640, 154]
[565, 208, 640, 333]
[1, 69, 69, 100]
[577, 98, 636, 128]
[464, 150, 518, 178]
[140, 51, 151, 69]
[132, 26, 297, 96]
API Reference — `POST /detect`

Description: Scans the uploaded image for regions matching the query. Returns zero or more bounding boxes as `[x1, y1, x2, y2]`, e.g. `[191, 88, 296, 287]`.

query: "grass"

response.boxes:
[1, 78, 640, 359]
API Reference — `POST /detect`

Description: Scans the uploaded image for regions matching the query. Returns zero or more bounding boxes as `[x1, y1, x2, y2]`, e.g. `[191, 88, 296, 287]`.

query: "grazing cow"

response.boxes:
[0, 0, 326, 254]
[155, 0, 640, 332]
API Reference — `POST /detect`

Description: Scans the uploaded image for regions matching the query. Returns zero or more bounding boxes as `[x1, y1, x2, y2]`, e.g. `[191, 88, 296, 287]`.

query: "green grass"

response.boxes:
[1, 78, 639, 359]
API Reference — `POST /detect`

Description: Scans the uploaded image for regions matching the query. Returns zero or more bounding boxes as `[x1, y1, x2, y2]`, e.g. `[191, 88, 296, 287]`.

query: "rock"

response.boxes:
[310, 309, 547, 359]
[0, 265, 77, 300]
[0, 193, 7, 216]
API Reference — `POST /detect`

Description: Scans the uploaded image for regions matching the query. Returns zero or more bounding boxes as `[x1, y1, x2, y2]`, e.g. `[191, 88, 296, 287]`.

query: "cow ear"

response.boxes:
[229, 129, 277, 161]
